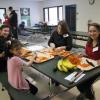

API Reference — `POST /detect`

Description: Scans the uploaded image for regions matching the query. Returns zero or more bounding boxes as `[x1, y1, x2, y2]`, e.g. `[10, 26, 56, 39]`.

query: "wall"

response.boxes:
[1, 0, 100, 31]
[0, 0, 42, 26]
[40, 0, 100, 32]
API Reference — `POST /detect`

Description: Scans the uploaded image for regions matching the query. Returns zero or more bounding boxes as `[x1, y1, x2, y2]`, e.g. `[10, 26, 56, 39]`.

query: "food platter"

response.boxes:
[77, 57, 98, 71]
[19, 47, 34, 61]
[41, 48, 70, 57]
[33, 52, 54, 63]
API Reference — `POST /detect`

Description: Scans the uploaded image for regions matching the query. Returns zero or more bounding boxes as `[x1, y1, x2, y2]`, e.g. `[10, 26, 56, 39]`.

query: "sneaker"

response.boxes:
[51, 79, 59, 86]
[29, 83, 38, 95]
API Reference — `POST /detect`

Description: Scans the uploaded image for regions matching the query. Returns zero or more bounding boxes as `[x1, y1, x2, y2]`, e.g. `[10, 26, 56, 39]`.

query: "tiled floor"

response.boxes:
[19, 34, 100, 100]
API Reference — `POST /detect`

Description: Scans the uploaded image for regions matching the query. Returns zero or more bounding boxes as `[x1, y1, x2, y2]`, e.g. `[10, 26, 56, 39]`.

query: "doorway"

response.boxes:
[65, 5, 76, 31]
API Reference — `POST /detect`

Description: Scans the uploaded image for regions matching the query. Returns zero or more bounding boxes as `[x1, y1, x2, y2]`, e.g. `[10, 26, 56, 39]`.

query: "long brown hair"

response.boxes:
[57, 20, 70, 34]
[88, 23, 100, 45]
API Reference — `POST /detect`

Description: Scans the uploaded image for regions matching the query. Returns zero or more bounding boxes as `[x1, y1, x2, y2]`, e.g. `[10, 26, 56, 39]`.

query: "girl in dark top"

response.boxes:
[76, 23, 100, 100]
[48, 20, 72, 51]
[0, 25, 12, 72]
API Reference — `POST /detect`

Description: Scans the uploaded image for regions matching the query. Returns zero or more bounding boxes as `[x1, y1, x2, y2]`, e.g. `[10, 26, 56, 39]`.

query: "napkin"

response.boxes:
[64, 71, 85, 83]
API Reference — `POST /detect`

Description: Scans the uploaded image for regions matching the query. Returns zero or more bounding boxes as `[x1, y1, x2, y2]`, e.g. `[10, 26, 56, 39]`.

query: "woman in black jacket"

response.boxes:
[48, 20, 73, 51]
[48, 20, 73, 86]
[0, 25, 12, 72]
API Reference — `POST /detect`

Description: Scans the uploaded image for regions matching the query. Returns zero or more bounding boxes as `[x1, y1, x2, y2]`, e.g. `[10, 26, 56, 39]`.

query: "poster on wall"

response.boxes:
[20, 8, 31, 26]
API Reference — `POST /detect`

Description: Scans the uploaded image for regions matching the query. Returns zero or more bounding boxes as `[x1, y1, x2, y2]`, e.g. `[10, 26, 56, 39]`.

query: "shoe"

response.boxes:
[29, 83, 38, 95]
[51, 79, 60, 86]
[54, 82, 60, 86]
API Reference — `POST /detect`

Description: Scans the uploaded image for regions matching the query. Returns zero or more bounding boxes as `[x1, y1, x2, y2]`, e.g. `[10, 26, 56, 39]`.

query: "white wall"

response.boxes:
[40, 0, 100, 32]
[1, 0, 100, 31]
[0, 0, 42, 26]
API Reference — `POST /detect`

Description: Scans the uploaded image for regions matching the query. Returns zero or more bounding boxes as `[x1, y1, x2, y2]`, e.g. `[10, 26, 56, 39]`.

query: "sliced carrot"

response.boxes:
[79, 63, 90, 67]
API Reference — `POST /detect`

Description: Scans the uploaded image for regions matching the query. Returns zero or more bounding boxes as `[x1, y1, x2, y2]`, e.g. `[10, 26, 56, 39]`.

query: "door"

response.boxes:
[65, 5, 76, 31]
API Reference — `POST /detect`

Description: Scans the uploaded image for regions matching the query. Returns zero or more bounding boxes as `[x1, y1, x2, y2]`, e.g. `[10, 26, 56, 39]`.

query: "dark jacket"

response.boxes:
[48, 31, 73, 51]
[9, 10, 18, 27]
[0, 36, 12, 72]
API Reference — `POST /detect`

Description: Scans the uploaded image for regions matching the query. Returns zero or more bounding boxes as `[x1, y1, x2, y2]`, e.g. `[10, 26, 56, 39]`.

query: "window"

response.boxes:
[58, 7, 63, 21]
[43, 6, 63, 25]
[49, 7, 57, 25]
[44, 8, 48, 22]
[0, 8, 6, 24]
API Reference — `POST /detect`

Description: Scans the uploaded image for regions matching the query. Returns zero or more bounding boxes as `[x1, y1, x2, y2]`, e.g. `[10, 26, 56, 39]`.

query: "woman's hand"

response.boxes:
[55, 46, 66, 52]
[97, 60, 100, 66]
[0, 52, 5, 58]
[50, 43, 55, 49]
[76, 52, 84, 58]
[6, 40, 11, 45]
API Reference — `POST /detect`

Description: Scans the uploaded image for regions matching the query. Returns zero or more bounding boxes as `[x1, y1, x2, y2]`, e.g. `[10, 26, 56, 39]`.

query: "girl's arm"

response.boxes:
[22, 53, 37, 67]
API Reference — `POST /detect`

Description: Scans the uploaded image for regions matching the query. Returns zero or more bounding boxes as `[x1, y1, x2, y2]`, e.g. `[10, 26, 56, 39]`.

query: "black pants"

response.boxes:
[10, 26, 18, 39]
[0, 58, 7, 72]
[26, 80, 38, 95]
[77, 74, 100, 99]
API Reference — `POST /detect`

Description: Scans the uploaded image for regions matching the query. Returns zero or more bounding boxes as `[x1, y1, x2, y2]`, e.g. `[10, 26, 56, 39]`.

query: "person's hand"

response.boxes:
[6, 40, 11, 45]
[0, 52, 5, 58]
[55, 46, 65, 52]
[50, 43, 55, 49]
[33, 52, 37, 59]
[30, 52, 37, 62]
[26, 52, 37, 67]
[97, 60, 100, 66]
[76, 52, 84, 58]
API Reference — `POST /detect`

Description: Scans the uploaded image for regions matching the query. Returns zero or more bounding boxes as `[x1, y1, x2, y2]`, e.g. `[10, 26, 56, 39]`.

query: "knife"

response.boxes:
[86, 59, 95, 67]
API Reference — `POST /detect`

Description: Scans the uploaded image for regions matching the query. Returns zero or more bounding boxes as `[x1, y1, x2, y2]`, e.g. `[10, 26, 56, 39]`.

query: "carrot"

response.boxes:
[79, 63, 90, 67]
[68, 55, 81, 65]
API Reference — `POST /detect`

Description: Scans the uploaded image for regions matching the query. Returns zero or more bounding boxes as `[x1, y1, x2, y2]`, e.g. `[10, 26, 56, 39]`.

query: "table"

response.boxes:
[31, 56, 100, 99]
[25, 26, 42, 33]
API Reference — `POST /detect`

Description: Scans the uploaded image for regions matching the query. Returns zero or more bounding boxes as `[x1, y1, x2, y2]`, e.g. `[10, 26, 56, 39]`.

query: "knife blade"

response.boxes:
[86, 59, 95, 67]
